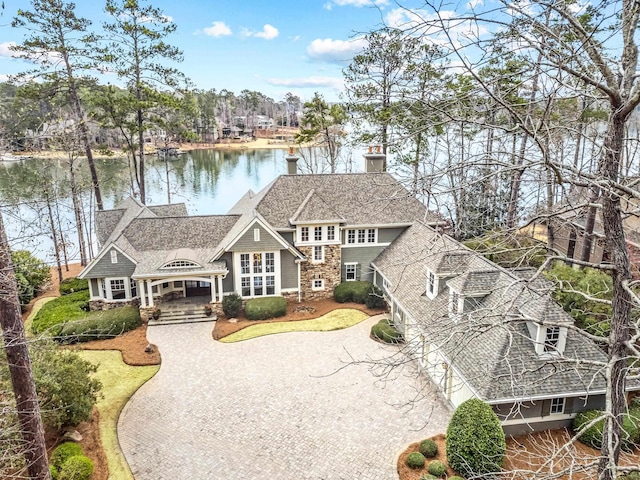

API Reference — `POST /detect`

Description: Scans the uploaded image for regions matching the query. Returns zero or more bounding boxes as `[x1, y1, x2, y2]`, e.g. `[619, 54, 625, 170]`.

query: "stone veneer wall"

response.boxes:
[298, 244, 341, 300]
[89, 298, 140, 311]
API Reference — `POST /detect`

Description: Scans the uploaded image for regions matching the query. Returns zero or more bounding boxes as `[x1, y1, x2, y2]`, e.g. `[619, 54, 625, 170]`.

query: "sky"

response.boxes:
[0, 0, 418, 103]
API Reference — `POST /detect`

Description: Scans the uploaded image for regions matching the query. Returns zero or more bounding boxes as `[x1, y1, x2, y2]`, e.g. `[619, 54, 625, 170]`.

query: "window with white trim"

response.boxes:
[345, 263, 357, 281]
[161, 260, 200, 269]
[367, 228, 376, 243]
[110, 279, 126, 300]
[550, 397, 565, 414]
[130, 279, 137, 298]
[312, 279, 325, 291]
[544, 326, 561, 353]
[239, 251, 277, 297]
[313, 245, 324, 262]
[314, 226, 322, 241]
[254, 228, 260, 242]
[110, 250, 118, 264]
[301, 227, 309, 242]
[347, 229, 356, 244]
[358, 229, 366, 243]
[427, 271, 435, 295]
[327, 225, 335, 241]
[101, 279, 106, 298]
[240, 254, 251, 274]
[346, 228, 378, 244]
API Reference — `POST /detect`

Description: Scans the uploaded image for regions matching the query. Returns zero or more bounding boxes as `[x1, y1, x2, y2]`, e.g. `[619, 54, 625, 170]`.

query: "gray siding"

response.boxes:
[279, 231, 294, 244]
[341, 246, 386, 282]
[229, 224, 283, 252]
[281, 250, 298, 289]
[221, 252, 234, 293]
[84, 247, 136, 278]
[378, 227, 406, 244]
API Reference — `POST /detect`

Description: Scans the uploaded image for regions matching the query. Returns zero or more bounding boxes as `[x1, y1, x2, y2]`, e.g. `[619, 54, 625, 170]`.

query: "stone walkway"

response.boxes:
[118, 316, 451, 479]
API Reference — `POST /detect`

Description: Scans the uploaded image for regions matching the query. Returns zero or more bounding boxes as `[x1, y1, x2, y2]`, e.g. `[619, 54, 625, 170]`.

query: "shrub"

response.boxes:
[449, 477, 466, 480]
[245, 296, 287, 320]
[56, 306, 141, 344]
[419, 438, 438, 458]
[32, 345, 101, 429]
[11, 249, 51, 309]
[370, 319, 402, 343]
[31, 290, 91, 335]
[406, 452, 426, 469]
[446, 398, 506, 478]
[333, 281, 373, 303]
[427, 460, 447, 477]
[59, 278, 89, 296]
[222, 293, 242, 317]
[50, 464, 59, 480]
[420, 476, 438, 480]
[619, 472, 640, 480]
[573, 410, 639, 451]
[365, 285, 386, 309]
[50, 442, 83, 471]
[58, 455, 94, 480]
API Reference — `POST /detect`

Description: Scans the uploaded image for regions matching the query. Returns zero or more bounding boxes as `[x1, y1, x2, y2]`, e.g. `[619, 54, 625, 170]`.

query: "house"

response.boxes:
[371, 220, 634, 436]
[78, 149, 630, 436]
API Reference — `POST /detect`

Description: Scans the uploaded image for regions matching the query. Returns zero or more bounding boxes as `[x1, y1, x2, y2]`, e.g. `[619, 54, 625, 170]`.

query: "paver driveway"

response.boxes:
[118, 316, 451, 479]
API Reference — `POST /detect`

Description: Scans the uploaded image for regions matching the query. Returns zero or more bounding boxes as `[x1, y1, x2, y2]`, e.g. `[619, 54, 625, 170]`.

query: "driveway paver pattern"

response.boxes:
[118, 316, 451, 479]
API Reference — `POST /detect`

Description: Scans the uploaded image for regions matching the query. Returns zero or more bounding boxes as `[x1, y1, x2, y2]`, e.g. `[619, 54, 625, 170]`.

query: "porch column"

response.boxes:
[147, 280, 154, 308]
[217, 275, 224, 303]
[210, 275, 216, 303]
[140, 281, 147, 308]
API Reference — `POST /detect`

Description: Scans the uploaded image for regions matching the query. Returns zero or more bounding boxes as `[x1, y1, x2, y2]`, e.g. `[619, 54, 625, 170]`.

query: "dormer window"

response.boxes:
[451, 291, 460, 314]
[544, 326, 561, 353]
[428, 271, 435, 295]
[314, 226, 322, 241]
[533, 325, 567, 356]
[301, 227, 309, 242]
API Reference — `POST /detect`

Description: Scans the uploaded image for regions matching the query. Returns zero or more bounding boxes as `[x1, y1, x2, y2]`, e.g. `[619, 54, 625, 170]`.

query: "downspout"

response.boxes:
[297, 260, 301, 303]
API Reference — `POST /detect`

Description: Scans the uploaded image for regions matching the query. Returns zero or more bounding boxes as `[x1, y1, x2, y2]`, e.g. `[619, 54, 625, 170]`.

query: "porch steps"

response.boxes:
[149, 303, 217, 326]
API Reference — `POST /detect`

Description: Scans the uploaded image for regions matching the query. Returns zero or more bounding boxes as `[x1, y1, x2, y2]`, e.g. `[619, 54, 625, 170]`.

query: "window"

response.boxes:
[550, 398, 565, 414]
[266, 276, 275, 295]
[240, 253, 250, 274]
[345, 263, 357, 281]
[301, 227, 309, 242]
[347, 229, 356, 244]
[239, 251, 277, 297]
[161, 260, 200, 269]
[313, 245, 324, 262]
[110, 279, 126, 300]
[544, 326, 561, 352]
[451, 291, 460, 314]
[110, 250, 118, 264]
[265, 252, 275, 273]
[346, 228, 378, 244]
[253, 253, 263, 273]
[314, 226, 322, 241]
[358, 229, 366, 243]
[253, 276, 263, 296]
[130, 279, 137, 298]
[241, 277, 251, 296]
[254, 228, 260, 242]
[427, 271, 435, 295]
[100, 279, 106, 298]
[327, 225, 335, 241]
[312, 279, 325, 291]
[367, 228, 376, 243]
[162, 282, 169, 289]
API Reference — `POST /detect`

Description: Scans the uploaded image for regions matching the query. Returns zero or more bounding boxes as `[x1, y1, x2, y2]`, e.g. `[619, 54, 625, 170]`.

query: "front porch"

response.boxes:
[137, 274, 226, 309]
[147, 295, 217, 325]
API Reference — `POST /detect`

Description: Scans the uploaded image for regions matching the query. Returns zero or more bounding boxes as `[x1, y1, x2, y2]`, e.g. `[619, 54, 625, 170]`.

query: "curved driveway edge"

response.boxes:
[118, 317, 451, 479]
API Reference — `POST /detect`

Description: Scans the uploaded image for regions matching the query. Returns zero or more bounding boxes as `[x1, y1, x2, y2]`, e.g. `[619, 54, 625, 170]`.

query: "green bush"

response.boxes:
[406, 452, 426, 469]
[50, 442, 83, 471]
[245, 296, 287, 320]
[334, 281, 373, 303]
[59, 278, 89, 295]
[222, 292, 242, 317]
[11, 249, 51, 309]
[619, 472, 640, 480]
[50, 464, 59, 480]
[56, 306, 141, 344]
[419, 438, 438, 458]
[427, 460, 446, 477]
[449, 477, 466, 480]
[370, 319, 403, 343]
[446, 398, 506, 478]
[365, 285, 386, 309]
[31, 290, 91, 335]
[573, 410, 639, 451]
[58, 455, 94, 480]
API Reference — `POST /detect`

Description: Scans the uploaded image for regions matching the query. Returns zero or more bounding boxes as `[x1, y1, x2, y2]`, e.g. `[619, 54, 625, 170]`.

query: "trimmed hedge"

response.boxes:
[50, 442, 83, 472]
[446, 398, 506, 478]
[427, 460, 447, 477]
[59, 278, 89, 296]
[371, 319, 403, 343]
[58, 455, 94, 480]
[56, 306, 141, 344]
[245, 296, 287, 320]
[365, 285, 386, 309]
[222, 293, 242, 317]
[31, 290, 90, 335]
[419, 438, 438, 458]
[573, 409, 640, 451]
[406, 452, 426, 469]
[334, 281, 373, 304]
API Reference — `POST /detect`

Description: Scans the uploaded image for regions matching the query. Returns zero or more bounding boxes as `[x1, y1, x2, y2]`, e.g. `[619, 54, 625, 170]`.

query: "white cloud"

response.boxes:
[324, 0, 388, 10]
[267, 76, 344, 90]
[243, 24, 279, 40]
[203, 21, 232, 37]
[466, 0, 483, 9]
[306, 37, 367, 64]
[0, 42, 17, 59]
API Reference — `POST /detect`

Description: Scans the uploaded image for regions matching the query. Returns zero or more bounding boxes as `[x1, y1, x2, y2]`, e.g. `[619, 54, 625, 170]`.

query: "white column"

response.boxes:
[217, 275, 224, 303]
[147, 280, 154, 307]
[210, 276, 216, 303]
[140, 281, 147, 308]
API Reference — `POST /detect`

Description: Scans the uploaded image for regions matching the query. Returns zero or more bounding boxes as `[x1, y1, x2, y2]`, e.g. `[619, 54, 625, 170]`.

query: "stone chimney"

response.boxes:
[364, 145, 385, 173]
[286, 146, 299, 175]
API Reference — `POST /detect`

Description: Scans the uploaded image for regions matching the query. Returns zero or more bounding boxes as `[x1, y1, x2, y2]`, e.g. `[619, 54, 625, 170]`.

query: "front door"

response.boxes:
[185, 280, 210, 297]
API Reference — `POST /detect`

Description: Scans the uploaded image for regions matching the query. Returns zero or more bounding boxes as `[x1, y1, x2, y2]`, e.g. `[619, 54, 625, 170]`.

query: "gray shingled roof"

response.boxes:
[290, 189, 346, 224]
[148, 203, 188, 217]
[373, 222, 608, 402]
[447, 270, 501, 296]
[250, 173, 436, 229]
[95, 209, 125, 246]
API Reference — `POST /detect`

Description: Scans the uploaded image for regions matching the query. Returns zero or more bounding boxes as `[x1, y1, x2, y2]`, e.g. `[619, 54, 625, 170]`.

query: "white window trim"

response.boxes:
[343, 228, 382, 246]
[110, 250, 118, 264]
[234, 251, 281, 298]
[104, 277, 132, 301]
[345, 262, 357, 281]
[535, 325, 567, 356]
[312, 279, 325, 291]
[449, 289, 463, 317]
[254, 228, 261, 242]
[312, 245, 325, 263]
[160, 259, 202, 269]
[550, 397, 566, 415]
[426, 270, 438, 299]
[296, 224, 340, 246]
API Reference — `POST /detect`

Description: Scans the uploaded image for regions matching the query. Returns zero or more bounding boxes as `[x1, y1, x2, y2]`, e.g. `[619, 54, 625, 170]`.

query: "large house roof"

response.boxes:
[229, 173, 437, 229]
[373, 222, 608, 402]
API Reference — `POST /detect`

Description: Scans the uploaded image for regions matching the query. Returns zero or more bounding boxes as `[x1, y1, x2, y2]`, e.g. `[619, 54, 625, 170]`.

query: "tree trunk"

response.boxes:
[45, 190, 63, 284]
[0, 212, 51, 480]
[137, 107, 146, 204]
[68, 159, 87, 266]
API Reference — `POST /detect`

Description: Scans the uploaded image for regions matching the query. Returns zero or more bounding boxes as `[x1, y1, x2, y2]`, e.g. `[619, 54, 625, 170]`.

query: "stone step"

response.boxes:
[149, 313, 217, 326]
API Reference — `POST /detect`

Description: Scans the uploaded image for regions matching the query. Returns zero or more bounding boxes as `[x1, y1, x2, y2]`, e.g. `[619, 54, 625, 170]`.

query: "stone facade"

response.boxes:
[89, 298, 139, 311]
[298, 244, 341, 300]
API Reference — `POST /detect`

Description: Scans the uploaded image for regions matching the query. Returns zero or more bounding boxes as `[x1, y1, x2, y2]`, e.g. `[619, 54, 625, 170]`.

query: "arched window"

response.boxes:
[161, 260, 201, 269]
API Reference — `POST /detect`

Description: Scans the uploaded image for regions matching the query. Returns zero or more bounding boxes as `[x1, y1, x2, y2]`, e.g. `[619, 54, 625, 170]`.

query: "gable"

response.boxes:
[226, 223, 286, 252]
[81, 246, 136, 279]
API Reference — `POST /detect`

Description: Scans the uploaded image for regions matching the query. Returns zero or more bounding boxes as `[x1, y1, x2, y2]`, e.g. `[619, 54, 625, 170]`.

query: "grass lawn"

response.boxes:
[23, 296, 56, 337]
[77, 350, 159, 480]
[219, 308, 370, 343]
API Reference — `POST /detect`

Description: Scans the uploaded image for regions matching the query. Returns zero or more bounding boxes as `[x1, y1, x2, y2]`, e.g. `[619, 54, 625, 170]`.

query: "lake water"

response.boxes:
[0, 148, 290, 263]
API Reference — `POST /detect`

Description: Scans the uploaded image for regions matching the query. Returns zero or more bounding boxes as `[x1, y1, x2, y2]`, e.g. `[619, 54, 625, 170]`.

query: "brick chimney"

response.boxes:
[286, 146, 299, 175]
[364, 145, 385, 173]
